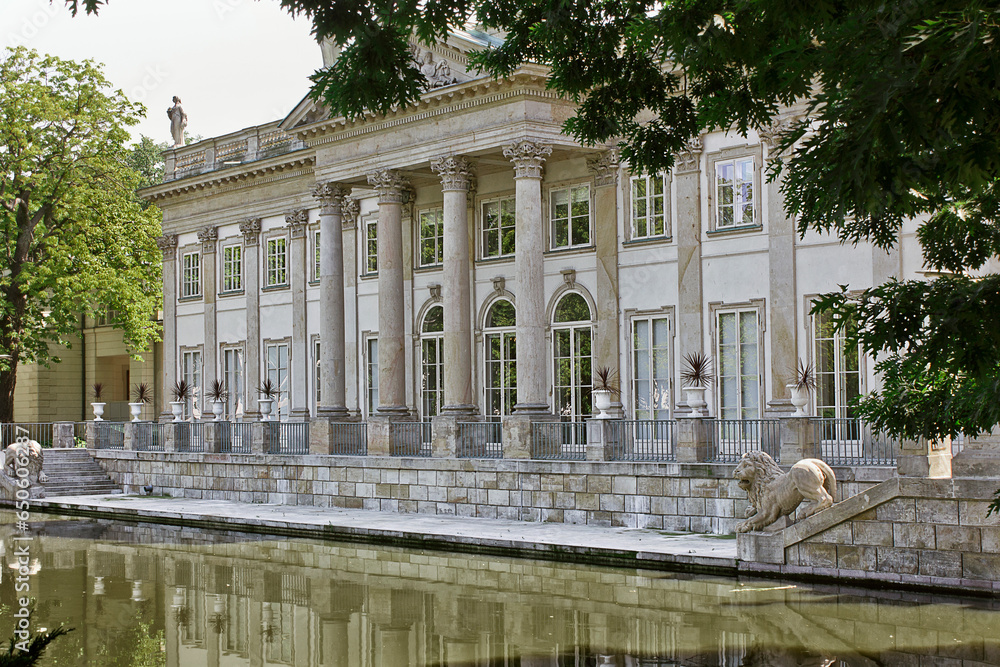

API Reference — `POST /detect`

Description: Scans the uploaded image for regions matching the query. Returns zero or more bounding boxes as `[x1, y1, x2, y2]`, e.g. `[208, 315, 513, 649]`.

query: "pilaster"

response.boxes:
[156, 234, 178, 421]
[198, 226, 219, 398]
[286, 209, 310, 420]
[239, 218, 262, 419]
[588, 149, 623, 417]
[673, 138, 704, 415]
[504, 140, 552, 414]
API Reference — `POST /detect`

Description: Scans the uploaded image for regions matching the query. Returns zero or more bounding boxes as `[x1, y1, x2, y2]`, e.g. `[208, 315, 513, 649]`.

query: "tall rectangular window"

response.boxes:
[717, 310, 760, 420]
[366, 338, 379, 415]
[715, 157, 755, 229]
[815, 310, 861, 418]
[266, 237, 287, 287]
[222, 347, 244, 419]
[313, 230, 321, 281]
[365, 219, 378, 274]
[418, 208, 444, 267]
[550, 184, 591, 249]
[481, 197, 515, 259]
[182, 252, 200, 298]
[633, 317, 671, 420]
[222, 244, 242, 292]
[314, 340, 321, 408]
[265, 342, 289, 421]
[631, 174, 668, 239]
[181, 349, 202, 419]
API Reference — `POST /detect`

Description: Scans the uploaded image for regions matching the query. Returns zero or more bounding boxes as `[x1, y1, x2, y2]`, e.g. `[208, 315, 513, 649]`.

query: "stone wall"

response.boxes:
[738, 477, 1000, 592]
[90, 450, 890, 534]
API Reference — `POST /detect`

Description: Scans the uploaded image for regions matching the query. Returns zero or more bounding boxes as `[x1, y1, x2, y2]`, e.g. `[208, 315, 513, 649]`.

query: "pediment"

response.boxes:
[280, 31, 495, 131]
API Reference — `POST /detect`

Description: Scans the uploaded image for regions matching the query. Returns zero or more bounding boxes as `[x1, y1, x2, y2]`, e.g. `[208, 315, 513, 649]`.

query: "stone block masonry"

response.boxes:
[88, 450, 889, 534]
[738, 477, 1000, 592]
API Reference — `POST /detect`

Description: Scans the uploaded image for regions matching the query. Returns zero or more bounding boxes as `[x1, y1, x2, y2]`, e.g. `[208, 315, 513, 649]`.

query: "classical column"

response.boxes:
[286, 209, 310, 421]
[156, 234, 178, 421]
[240, 218, 262, 419]
[197, 226, 218, 399]
[367, 169, 410, 416]
[504, 140, 552, 414]
[673, 138, 704, 414]
[430, 155, 477, 415]
[761, 119, 798, 414]
[312, 183, 351, 419]
[587, 149, 623, 416]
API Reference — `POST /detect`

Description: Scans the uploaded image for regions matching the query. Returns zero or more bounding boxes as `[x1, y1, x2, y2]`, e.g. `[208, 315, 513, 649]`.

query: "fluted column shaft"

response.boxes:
[313, 183, 350, 418]
[197, 227, 218, 408]
[505, 141, 553, 414]
[240, 218, 262, 418]
[431, 156, 476, 415]
[156, 234, 178, 421]
[368, 170, 410, 415]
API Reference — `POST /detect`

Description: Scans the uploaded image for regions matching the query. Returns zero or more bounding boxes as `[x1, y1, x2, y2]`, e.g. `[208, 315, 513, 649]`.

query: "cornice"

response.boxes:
[142, 155, 316, 203]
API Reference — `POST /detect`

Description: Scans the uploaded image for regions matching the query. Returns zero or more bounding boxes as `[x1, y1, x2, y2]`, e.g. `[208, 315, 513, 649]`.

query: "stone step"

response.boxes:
[44, 489, 123, 497]
[37, 449, 122, 496]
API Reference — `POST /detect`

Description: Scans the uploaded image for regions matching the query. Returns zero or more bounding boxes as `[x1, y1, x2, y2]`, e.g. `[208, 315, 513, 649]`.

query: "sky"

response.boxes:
[2, 0, 322, 144]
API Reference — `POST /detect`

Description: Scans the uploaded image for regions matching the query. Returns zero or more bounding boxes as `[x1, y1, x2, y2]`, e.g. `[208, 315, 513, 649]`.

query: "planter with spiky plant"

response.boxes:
[207, 379, 229, 421]
[787, 359, 816, 417]
[257, 378, 279, 422]
[128, 382, 152, 422]
[680, 352, 714, 417]
[170, 380, 191, 422]
[91, 382, 106, 421]
[592, 367, 621, 419]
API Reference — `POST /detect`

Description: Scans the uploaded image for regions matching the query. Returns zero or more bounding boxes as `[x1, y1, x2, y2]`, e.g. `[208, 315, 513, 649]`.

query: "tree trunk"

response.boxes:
[0, 367, 16, 423]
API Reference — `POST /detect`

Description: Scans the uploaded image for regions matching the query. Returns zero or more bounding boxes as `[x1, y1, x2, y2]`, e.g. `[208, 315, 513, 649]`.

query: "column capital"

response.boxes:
[673, 136, 703, 173]
[156, 234, 178, 260]
[503, 140, 552, 179]
[343, 198, 360, 228]
[759, 115, 800, 161]
[285, 209, 309, 238]
[586, 148, 621, 187]
[312, 181, 352, 214]
[367, 169, 411, 204]
[430, 155, 476, 192]
[196, 226, 218, 253]
[238, 217, 262, 245]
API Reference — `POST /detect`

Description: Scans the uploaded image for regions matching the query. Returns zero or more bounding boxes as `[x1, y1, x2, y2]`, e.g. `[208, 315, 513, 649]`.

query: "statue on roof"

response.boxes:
[167, 96, 188, 147]
[417, 50, 457, 89]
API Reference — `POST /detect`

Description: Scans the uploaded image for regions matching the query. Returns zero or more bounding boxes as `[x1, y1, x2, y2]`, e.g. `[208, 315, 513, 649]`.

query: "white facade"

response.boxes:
[145, 34, 919, 425]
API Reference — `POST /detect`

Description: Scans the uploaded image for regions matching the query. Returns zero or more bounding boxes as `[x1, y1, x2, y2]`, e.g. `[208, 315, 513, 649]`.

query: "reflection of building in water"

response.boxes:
[2, 519, 1000, 666]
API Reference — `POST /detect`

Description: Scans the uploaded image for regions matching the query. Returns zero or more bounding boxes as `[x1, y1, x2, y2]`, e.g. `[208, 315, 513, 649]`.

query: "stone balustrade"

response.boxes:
[162, 121, 306, 181]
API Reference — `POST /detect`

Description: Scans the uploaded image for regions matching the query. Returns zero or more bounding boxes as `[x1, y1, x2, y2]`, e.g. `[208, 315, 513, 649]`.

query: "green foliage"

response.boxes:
[127, 136, 167, 194]
[0, 47, 162, 420]
[63, 1, 1000, 440]
[95, 621, 165, 667]
[0, 626, 72, 667]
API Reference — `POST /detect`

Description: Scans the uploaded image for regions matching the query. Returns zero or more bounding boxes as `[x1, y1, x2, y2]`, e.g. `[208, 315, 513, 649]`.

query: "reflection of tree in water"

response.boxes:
[96, 618, 165, 667]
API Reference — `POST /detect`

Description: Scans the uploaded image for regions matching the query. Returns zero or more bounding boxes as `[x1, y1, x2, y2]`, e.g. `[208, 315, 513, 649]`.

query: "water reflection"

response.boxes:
[1, 512, 998, 666]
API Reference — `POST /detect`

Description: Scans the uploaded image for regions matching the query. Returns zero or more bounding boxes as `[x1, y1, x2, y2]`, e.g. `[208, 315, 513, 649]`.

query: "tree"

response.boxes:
[128, 136, 167, 193]
[62, 1, 1000, 442]
[0, 47, 162, 422]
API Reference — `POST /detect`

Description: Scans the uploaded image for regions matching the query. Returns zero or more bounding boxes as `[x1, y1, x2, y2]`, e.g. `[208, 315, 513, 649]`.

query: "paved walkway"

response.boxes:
[32, 494, 738, 574]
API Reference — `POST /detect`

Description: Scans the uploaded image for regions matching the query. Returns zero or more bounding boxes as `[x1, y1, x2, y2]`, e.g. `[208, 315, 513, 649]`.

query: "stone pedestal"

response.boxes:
[502, 413, 558, 459]
[367, 414, 393, 457]
[53, 421, 75, 448]
[163, 423, 178, 453]
[778, 417, 819, 464]
[898, 437, 952, 478]
[203, 422, 223, 454]
[675, 417, 710, 463]
[952, 429, 1000, 478]
[250, 422, 266, 455]
[123, 422, 136, 451]
[431, 414, 461, 458]
[585, 419, 615, 461]
[309, 418, 332, 455]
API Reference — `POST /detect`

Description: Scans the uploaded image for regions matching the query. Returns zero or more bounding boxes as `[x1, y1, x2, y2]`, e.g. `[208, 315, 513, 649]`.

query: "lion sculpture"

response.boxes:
[3, 440, 47, 486]
[734, 450, 836, 533]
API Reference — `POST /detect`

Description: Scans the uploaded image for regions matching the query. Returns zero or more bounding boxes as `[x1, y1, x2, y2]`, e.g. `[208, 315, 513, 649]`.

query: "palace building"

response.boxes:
[143, 31, 922, 435]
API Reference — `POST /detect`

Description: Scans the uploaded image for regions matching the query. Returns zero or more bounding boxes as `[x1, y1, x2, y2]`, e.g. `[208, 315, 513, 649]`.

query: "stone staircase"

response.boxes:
[42, 449, 122, 497]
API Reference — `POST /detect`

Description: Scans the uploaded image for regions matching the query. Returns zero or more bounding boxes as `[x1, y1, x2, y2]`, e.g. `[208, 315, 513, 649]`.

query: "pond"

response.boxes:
[1, 510, 998, 666]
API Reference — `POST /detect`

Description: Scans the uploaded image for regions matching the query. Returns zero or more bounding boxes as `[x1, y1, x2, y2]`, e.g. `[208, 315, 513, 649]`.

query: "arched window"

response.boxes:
[552, 293, 593, 420]
[421, 306, 444, 418]
[484, 300, 516, 419]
